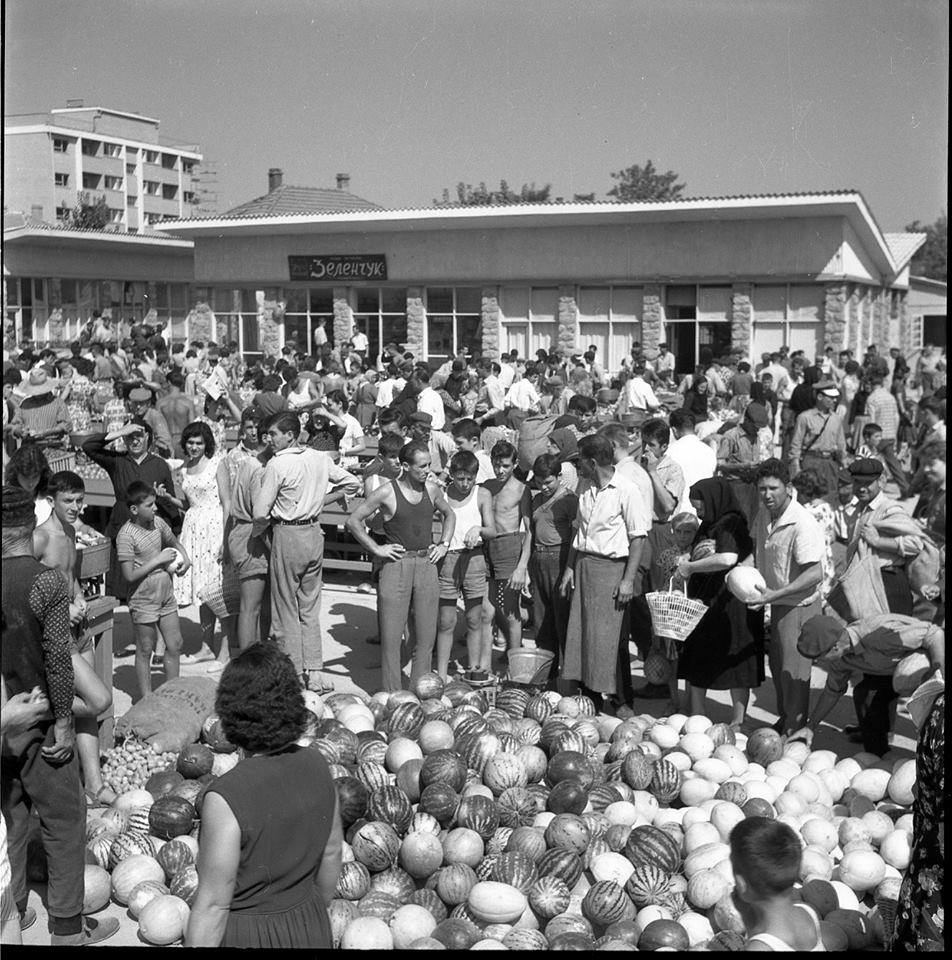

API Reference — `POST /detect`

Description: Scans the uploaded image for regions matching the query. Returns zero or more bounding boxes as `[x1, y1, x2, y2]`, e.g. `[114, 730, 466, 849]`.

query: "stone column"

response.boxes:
[822, 282, 847, 352]
[406, 287, 426, 360]
[731, 283, 753, 356]
[186, 300, 215, 343]
[480, 287, 501, 360]
[258, 291, 282, 358]
[871, 289, 887, 352]
[332, 288, 353, 346]
[557, 285, 578, 357]
[642, 284, 663, 351]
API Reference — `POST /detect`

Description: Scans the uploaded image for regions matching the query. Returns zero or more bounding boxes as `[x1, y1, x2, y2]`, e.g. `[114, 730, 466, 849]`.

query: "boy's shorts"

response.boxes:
[227, 521, 270, 581]
[129, 571, 178, 625]
[439, 548, 488, 602]
[486, 531, 523, 580]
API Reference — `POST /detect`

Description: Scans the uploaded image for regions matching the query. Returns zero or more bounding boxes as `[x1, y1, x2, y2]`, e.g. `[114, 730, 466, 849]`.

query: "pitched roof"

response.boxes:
[3, 209, 184, 240]
[884, 232, 928, 270]
[221, 184, 382, 218]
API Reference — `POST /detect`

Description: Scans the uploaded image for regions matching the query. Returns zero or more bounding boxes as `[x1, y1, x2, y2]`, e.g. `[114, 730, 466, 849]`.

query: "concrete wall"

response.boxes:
[3, 133, 54, 217]
[3, 239, 194, 283]
[193, 216, 849, 286]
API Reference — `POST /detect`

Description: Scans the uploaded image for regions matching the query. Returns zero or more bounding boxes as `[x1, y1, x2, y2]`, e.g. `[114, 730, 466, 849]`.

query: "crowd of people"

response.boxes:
[0, 314, 946, 946]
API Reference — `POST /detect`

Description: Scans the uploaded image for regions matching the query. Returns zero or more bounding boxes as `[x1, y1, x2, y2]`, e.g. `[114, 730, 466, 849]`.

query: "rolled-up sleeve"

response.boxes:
[327, 464, 361, 499]
[29, 569, 75, 719]
[253, 460, 280, 522]
[621, 484, 651, 539]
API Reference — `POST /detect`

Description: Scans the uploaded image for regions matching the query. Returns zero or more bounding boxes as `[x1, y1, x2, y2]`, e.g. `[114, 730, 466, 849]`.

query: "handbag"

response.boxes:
[826, 554, 889, 622]
[197, 562, 240, 618]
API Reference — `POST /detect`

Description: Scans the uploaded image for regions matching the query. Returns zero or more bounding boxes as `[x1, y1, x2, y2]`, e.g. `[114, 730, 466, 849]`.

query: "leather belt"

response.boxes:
[803, 450, 834, 459]
[398, 548, 433, 557]
[274, 517, 320, 525]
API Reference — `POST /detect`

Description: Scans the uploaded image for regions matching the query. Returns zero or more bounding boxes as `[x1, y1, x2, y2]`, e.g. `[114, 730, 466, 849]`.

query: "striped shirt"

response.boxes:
[116, 517, 175, 570]
[864, 387, 900, 442]
[11, 394, 71, 446]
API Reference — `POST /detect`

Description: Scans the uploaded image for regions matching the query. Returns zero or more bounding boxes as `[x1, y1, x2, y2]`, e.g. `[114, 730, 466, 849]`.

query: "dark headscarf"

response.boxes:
[682, 377, 710, 417]
[549, 427, 579, 461]
[688, 477, 743, 538]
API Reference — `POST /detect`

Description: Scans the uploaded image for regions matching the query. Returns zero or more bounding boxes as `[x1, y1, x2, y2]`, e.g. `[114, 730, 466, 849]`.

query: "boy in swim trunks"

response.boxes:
[33, 471, 114, 806]
[483, 441, 532, 659]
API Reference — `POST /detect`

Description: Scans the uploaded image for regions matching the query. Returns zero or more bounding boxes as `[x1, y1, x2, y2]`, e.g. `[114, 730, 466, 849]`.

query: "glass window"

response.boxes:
[427, 315, 454, 360]
[457, 315, 482, 356]
[170, 284, 188, 311]
[752, 285, 787, 320]
[52, 138, 68, 153]
[242, 315, 260, 353]
[698, 286, 732, 321]
[60, 280, 77, 305]
[380, 288, 408, 313]
[54, 172, 69, 187]
[33, 279, 45, 302]
[612, 287, 641, 322]
[500, 286, 530, 321]
[666, 285, 697, 307]
[381, 315, 408, 351]
[155, 284, 169, 311]
[285, 316, 309, 348]
[456, 287, 482, 315]
[309, 288, 334, 313]
[239, 289, 259, 313]
[578, 287, 610, 322]
[426, 287, 454, 314]
[356, 289, 379, 313]
[284, 288, 307, 313]
[212, 288, 235, 313]
[788, 285, 823, 322]
[530, 288, 557, 323]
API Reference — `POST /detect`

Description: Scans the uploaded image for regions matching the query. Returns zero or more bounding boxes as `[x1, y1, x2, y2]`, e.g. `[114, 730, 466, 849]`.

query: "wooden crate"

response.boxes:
[78, 540, 112, 579]
[47, 451, 77, 474]
[80, 596, 118, 750]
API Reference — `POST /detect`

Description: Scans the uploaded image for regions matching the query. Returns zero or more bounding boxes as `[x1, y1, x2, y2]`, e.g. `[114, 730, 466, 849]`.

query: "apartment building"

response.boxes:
[3, 104, 202, 231]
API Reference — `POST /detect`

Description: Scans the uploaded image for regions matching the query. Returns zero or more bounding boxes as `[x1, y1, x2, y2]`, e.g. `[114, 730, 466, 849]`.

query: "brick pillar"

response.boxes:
[731, 283, 753, 356]
[406, 287, 425, 360]
[899, 292, 913, 355]
[186, 300, 215, 343]
[642, 284, 663, 351]
[480, 287, 501, 360]
[332, 288, 353, 346]
[557, 285, 578, 357]
[847, 286, 862, 357]
[258, 291, 282, 357]
[823, 282, 847, 352]
[871, 290, 887, 353]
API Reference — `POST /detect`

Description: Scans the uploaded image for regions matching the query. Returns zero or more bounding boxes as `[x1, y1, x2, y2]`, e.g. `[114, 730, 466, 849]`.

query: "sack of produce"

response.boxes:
[115, 677, 218, 753]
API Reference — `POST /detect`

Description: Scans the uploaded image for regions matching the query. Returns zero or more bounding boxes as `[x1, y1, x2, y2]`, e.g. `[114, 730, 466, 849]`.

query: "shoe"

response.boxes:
[205, 661, 227, 676]
[51, 916, 120, 947]
[181, 649, 216, 665]
[843, 724, 861, 735]
[19, 906, 36, 932]
[306, 672, 335, 694]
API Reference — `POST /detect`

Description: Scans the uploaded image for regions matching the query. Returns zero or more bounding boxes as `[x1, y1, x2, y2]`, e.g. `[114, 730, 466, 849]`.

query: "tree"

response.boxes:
[434, 179, 551, 207]
[607, 160, 686, 202]
[65, 192, 111, 230]
[905, 211, 947, 281]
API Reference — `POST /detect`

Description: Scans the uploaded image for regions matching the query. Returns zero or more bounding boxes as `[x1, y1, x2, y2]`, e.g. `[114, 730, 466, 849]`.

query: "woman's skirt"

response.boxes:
[562, 553, 630, 696]
[222, 893, 332, 949]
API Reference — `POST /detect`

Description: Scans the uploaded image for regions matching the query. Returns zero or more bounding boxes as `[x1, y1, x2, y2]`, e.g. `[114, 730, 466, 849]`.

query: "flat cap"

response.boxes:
[815, 381, 840, 397]
[849, 458, 884, 478]
[128, 387, 152, 402]
[409, 411, 433, 425]
[797, 614, 846, 659]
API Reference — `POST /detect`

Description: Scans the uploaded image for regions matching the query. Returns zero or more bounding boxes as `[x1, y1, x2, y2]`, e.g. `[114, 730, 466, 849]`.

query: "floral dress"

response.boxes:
[892, 692, 944, 951]
[803, 497, 836, 599]
[174, 455, 226, 607]
[64, 375, 97, 431]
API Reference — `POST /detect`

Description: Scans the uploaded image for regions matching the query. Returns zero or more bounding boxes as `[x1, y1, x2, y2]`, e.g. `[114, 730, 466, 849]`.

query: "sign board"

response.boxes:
[288, 254, 387, 282]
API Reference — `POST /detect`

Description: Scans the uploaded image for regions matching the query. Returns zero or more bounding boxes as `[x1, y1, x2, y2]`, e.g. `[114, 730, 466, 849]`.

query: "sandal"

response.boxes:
[306, 672, 336, 694]
[85, 783, 116, 808]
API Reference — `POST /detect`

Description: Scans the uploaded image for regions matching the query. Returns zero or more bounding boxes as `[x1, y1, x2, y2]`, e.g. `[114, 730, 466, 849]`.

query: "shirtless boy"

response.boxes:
[483, 441, 532, 658]
[33, 471, 114, 805]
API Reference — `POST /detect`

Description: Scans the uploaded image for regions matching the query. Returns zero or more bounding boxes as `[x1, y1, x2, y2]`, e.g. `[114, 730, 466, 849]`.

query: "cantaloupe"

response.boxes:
[887, 760, 916, 806]
[680, 778, 718, 807]
[468, 882, 527, 924]
[692, 758, 732, 784]
[390, 904, 437, 949]
[850, 768, 890, 803]
[800, 818, 838, 852]
[879, 830, 912, 871]
[799, 846, 834, 882]
[342, 916, 394, 949]
[686, 869, 729, 910]
[837, 850, 885, 893]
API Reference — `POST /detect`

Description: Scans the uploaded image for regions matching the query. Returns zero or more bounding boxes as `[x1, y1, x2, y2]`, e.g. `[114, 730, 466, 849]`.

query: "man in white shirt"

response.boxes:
[498, 351, 518, 391]
[351, 323, 369, 361]
[320, 389, 366, 470]
[654, 343, 676, 378]
[504, 362, 543, 413]
[374, 365, 405, 410]
[619, 364, 661, 414]
[415, 368, 446, 430]
[313, 318, 328, 352]
[666, 409, 716, 508]
[476, 359, 506, 426]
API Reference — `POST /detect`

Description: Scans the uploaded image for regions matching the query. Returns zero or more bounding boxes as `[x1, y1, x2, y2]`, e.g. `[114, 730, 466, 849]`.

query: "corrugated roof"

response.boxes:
[196, 188, 862, 223]
[884, 232, 928, 270]
[221, 185, 382, 218]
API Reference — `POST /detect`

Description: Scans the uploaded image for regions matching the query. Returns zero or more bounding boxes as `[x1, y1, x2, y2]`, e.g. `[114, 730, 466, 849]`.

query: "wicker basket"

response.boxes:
[507, 648, 555, 686]
[77, 540, 112, 579]
[47, 451, 76, 474]
[645, 580, 708, 642]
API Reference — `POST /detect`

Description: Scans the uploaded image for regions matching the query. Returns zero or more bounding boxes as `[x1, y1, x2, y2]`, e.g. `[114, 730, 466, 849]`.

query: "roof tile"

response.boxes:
[221, 184, 382, 218]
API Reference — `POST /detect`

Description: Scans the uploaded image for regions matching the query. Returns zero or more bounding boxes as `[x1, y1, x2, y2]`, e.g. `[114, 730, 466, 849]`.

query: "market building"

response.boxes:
[161, 189, 928, 369]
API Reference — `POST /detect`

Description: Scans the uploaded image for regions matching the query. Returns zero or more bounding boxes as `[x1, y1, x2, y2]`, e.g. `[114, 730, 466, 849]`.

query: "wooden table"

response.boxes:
[81, 596, 119, 750]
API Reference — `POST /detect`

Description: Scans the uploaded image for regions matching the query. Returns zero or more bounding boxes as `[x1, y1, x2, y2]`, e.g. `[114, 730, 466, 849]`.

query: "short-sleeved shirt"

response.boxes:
[531, 488, 579, 548]
[573, 469, 650, 559]
[116, 518, 175, 577]
[753, 495, 826, 606]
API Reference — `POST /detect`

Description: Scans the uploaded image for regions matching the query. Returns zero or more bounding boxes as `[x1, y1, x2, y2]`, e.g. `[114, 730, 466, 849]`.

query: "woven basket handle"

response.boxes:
[667, 577, 689, 598]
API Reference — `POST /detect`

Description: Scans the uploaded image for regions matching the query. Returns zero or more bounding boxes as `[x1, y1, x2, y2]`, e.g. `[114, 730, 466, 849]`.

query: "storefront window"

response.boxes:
[577, 286, 642, 369]
[425, 287, 482, 363]
[354, 288, 408, 361]
[500, 286, 557, 360]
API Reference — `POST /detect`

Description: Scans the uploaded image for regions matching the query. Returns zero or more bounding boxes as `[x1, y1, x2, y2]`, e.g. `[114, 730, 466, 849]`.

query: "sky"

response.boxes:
[4, 0, 948, 231]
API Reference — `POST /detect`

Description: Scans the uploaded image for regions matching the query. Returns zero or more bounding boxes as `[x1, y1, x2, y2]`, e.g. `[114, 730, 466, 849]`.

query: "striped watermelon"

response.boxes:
[409, 812, 442, 835]
[582, 880, 632, 927]
[475, 855, 498, 881]
[497, 733, 521, 754]
[525, 694, 554, 723]
[455, 795, 500, 840]
[588, 782, 625, 812]
[448, 902, 483, 926]
[605, 824, 633, 852]
[366, 785, 413, 835]
[351, 821, 401, 872]
[355, 738, 388, 766]
[528, 875, 571, 919]
[336, 861, 372, 900]
[436, 863, 478, 905]
[388, 702, 425, 740]
[327, 763, 351, 780]
[539, 719, 572, 753]
[554, 729, 589, 756]
[454, 713, 491, 739]
[571, 694, 597, 718]
[606, 738, 638, 763]
[354, 761, 390, 792]
[495, 688, 531, 719]
[546, 913, 594, 940]
[487, 827, 514, 856]
[335, 777, 370, 827]
[536, 848, 583, 888]
[126, 806, 152, 834]
[483, 752, 529, 796]
[370, 865, 416, 900]
[85, 835, 114, 871]
[357, 890, 401, 921]
[484, 709, 515, 735]
[515, 745, 548, 783]
[545, 751, 596, 790]
[419, 750, 468, 793]
[625, 863, 671, 908]
[573, 720, 600, 749]
[583, 812, 610, 841]
[624, 825, 682, 874]
[409, 887, 449, 922]
[491, 851, 539, 894]
[108, 831, 155, 870]
[506, 826, 548, 864]
[169, 866, 198, 905]
[419, 782, 460, 824]
[503, 929, 549, 950]
[511, 718, 542, 745]
[155, 839, 194, 881]
[310, 737, 342, 765]
[649, 758, 682, 805]
[456, 731, 502, 774]
[544, 814, 591, 855]
[497, 787, 538, 828]
[546, 779, 588, 815]
[621, 749, 654, 790]
[582, 838, 611, 870]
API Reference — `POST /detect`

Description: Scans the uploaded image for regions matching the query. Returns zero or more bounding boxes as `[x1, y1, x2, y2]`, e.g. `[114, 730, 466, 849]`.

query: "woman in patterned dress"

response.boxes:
[791, 469, 836, 602]
[158, 420, 235, 671]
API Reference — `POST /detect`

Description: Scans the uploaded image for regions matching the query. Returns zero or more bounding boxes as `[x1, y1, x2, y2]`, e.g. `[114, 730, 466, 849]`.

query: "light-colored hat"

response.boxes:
[24, 368, 55, 397]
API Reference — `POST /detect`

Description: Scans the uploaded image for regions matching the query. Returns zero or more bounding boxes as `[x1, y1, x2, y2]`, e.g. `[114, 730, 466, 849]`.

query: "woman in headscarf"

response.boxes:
[681, 373, 711, 419]
[675, 478, 765, 728]
[547, 427, 580, 492]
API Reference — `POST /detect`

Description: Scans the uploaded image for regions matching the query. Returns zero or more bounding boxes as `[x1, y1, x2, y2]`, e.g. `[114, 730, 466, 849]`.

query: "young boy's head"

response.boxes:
[377, 431, 404, 473]
[862, 423, 883, 448]
[730, 817, 802, 907]
[452, 418, 482, 452]
[531, 453, 562, 497]
[377, 408, 406, 439]
[670, 512, 700, 551]
[641, 418, 671, 459]
[46, 471, 86, 525]
[448, 451, 479, 494]
[125, 480, 156, 523]
[490, 441, 518, 483]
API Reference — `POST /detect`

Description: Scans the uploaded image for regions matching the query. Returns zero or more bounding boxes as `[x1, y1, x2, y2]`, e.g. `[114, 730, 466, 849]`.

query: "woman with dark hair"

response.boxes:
[681, 373, 711, 420]
[547, 427, 580, 492]
[157, 420, 235, 669]
[676, 477, 765, 728]
[185, 642, 342, 948]
[4, 442, 53, 525]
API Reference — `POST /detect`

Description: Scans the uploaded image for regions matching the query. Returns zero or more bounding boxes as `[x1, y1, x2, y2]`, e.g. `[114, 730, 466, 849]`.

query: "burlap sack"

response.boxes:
[115, 677, 218, 752]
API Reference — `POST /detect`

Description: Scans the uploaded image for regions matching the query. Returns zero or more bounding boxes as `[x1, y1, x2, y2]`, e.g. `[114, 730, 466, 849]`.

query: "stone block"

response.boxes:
[557, 286, 578, 356]
[731, 283, 753, 355]
[823, 282, 847, 352]
[332, 292, 353, 346]
[481, 288, 501, 359]
[642, 284, 663, 351]
[406, 289, 425, 360]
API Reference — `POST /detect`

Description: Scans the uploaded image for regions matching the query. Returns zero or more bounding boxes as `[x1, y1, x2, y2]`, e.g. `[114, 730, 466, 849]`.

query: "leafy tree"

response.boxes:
[65, 192, 111, 230]
[573, 192, 596, 202]
[434, 179, 551, 207]
[905, 211, 947, 281]
[607, 160, 686, 202]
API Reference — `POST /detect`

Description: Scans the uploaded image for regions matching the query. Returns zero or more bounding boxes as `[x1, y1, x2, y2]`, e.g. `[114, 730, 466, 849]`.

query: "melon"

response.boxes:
[385, 737, 424, 773]
[725, 565, 766, 602]
[838, 849, 886, 892]
[127, 879, 170, 919]
[745, 727, 783, 766]
[468, 881, 528, 923]
[176, 743, 214, 779]
[589, 852, 635, 887]
[114, 788, 155, 812]
[400, 831, 444, 879]
[149, 795, 196, 841]
[686, 868, 728, 910]
[389, 903, 438, 949]
[342, 915, 395, 950]
[138, 894, 189, 945]
[887, 760, 916, 806]
[83, 864, 111, 914]
[892, 651, 930, 695]
[111, 852, 164, 905]
[638, 918, 690, 950]
[850, 768, 890, 804]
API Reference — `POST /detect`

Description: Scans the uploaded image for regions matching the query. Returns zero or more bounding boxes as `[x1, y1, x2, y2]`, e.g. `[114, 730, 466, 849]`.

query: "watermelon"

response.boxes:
[409, 887, 449, 922]
[649, 758, 682, 805]
[525, 694, 555, 723]
[436, 863, 478, 905]
[455, 795, 500, 840]
[108, 831, 156, 870]
[638, 918, 691, 950]
[546, 779, 588, 815]
[546, 913, 594, 940]
[549, 930, 595, 950]
[388, 702, 426, 740]
[420, 750, 468, 793]
[335, 777, 370, 826]
[432, 917, 482, 949]
[491, 851, 539, 894]
[476, 855, 498, 881]
[145, 769, 185, 800]
[582, 880, 631, 927]
[544, 814, 591, 854]
[370, 865, 416, 901]
[496, 688, 532, 719]
[328, 899, 359, 948]
[413, 672, 445, 701]
[503, 928, 549, 949]
[336, 861, 372, 900]
[352, 821, 401, 872]
[171, 779, 205, 808]
[746, 727, 783, 766]
[419, 782, 461, 825]
[497, 787, 539, 828]
[169, 865, 198, 906]
[357, 890, 401, 921]
[356, 738, 388, 767]
[456, 731, 502, 774]
[112, 854, 164, 905]
[589, 783, 625, 812]
[176, 743, 214, 779]
[156, 839, 195, 881]
[483, 752, 529, 795]
[624, 825, 682, 874]
[546, 751, 596, 790]
[621, 749, 654, 790]
[149, 795, 196, 841]
[625, 863, 674, 907]
[506, 825, 548, 863]
[366, 785, 413, 835]
[399, 831, 444, 880]
[536, 848, 583, 888]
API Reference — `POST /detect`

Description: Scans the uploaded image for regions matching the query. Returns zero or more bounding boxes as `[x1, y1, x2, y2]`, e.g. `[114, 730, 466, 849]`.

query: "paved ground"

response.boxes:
[21, 575, 917, 946]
